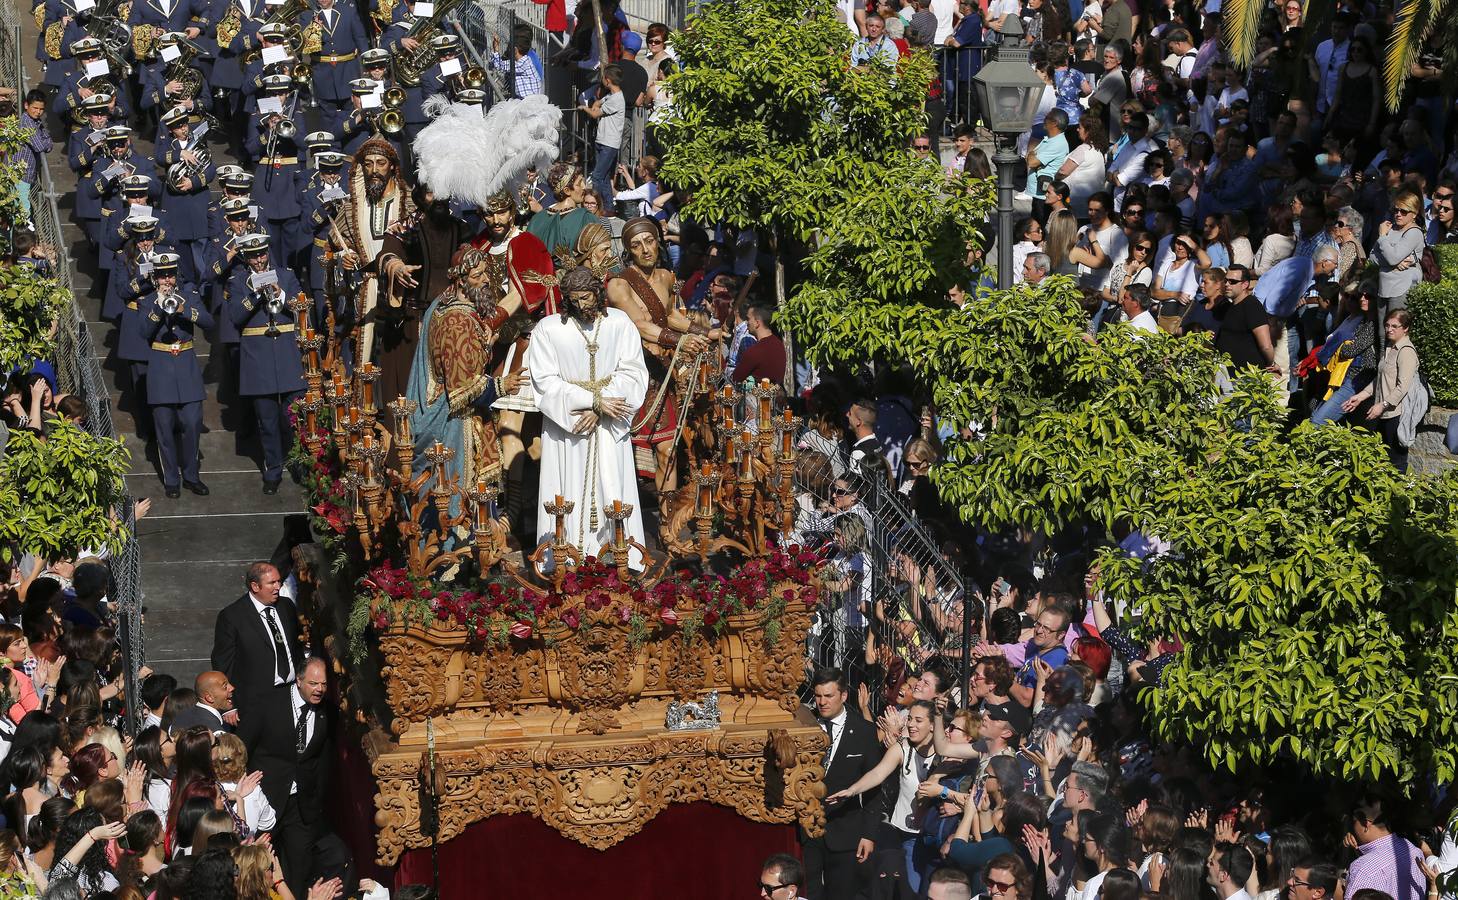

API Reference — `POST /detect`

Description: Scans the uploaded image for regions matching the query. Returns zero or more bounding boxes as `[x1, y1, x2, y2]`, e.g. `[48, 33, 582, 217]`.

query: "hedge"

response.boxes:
[1407, 243, 1458, 407]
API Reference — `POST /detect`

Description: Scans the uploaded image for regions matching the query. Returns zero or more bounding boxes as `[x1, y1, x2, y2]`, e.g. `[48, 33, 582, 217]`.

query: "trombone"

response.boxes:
[263, 88, 301, 189]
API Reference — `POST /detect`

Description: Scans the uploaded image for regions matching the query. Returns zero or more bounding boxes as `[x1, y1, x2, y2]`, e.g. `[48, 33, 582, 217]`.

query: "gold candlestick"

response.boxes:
[774, 409, 802, 462]
[388, 396, 417, 473]
[604, 500, 634, 576]
[543, 494, 576, 565]
[424, 442, 456, 522]
[691, 463, 719, 558]
[356, 363, 379, 418]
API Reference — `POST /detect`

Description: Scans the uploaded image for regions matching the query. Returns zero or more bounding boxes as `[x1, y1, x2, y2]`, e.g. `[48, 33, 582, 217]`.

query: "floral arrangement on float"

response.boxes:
[355, 545, 821, 653]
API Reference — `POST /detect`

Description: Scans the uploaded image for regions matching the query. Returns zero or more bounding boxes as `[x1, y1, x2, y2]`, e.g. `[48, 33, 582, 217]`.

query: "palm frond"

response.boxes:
[1383, 0, 1450, 110]
[1222, 0, 1266, 68]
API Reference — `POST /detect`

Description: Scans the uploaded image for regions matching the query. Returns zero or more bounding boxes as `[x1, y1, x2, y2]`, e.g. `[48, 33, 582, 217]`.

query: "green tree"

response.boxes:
[656, 0, 990, 308]
[665, 0, 1458, 789]
[0, 421, 131, 563]
[0, 262, 70, 377]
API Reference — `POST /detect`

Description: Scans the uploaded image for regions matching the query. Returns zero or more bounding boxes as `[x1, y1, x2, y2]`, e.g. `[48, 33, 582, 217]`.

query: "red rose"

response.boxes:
[659, 608, 679, 626]
[703, 610, 719, 626]
[562, 608, 581, 629]
[509, 621, 533, 639]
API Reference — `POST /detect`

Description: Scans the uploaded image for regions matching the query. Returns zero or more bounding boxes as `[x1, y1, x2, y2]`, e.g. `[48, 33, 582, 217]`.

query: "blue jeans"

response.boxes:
[1311, 370, 1372, 426]
[902, 834, 923, 894]
[592, 142, 619, 208]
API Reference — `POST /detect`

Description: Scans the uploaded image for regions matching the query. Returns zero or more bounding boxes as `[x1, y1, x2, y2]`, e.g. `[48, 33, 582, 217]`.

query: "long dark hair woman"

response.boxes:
[1152, 845, 1218, 900]
[54, 660, 102, 720]
[115, 810, 166, 890]
[1078, 814, 1133, 900]
[1100, 868, 1142, 900]
[50, 807, 124, 894]
[2, 712, 61, 788]
[23, 795, 74, 887]
[129, 726, 176, 819]
[0, 748, 48, 836]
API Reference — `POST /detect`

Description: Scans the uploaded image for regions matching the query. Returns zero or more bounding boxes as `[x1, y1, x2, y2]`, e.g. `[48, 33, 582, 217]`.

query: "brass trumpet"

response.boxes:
[371, 88, 406, 135]
[373, 109, 404, 136]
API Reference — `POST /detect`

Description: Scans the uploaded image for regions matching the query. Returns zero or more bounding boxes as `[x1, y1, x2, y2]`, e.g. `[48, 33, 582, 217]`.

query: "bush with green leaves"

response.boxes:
[668, 0, 1458, 791]
[0, 262, 70, 377]
[1406, 244, 1458, 407]
[0, 411, 130, 563]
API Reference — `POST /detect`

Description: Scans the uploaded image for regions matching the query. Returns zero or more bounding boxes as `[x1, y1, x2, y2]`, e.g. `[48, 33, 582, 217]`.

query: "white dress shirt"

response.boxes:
[249, 594, 296, 685]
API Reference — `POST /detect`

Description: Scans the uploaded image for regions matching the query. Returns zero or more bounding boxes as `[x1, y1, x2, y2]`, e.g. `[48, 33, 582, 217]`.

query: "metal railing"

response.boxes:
[791, 450, 970, 715]
[455, 0, 680, 180]
[1, 3, 146, 734]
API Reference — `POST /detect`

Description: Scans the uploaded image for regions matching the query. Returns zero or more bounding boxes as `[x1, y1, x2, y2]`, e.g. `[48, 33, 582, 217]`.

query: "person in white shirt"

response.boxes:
[1122, 283, 1161, 334]
[1310, 14, 1353, 121]
[930, 0, 957, 45]
[1107, 114, 1156, 203]
[213, 733, 278, 836]
[1071, 192, 1128, 295]
[1208, 840, 1257, 900]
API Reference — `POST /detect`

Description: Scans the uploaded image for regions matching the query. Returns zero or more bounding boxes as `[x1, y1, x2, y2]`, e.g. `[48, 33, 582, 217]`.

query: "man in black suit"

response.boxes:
[169, 671, 236, 733]
[212, 562, 305, 716]
[237, 656, 331, 897]
[802, 667, 884, 900]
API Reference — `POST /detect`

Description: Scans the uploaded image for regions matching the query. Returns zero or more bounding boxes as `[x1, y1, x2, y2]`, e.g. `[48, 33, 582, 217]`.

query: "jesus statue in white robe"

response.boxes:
[525, 286, 650, 570]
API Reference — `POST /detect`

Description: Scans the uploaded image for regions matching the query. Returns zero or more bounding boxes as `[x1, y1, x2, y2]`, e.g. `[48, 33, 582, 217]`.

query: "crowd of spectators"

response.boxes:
[0, 554, 447, 900]
[762, 3, 1458, 896]
[903, 0, 1456, 470]
[778, 559, 1458, 898]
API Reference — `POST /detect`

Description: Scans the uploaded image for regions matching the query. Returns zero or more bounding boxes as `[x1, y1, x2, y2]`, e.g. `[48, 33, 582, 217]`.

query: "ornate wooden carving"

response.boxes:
[365, 721, 827, 861]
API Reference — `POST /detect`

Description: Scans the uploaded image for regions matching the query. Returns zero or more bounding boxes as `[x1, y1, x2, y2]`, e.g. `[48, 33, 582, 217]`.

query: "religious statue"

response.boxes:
[406, 246, 526, 538]
[333, 137, 415, 406]
[606, 217, 719, 491]
[374, 184, 473, 430]
[526, 162, 602, 269]
[525, 266, 649, 568]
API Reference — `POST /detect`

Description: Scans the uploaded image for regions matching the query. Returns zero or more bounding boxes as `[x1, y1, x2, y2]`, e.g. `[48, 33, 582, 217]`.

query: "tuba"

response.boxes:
[79, 0, 134, 73]
[448, 64, 485, 98]
[391, 0, 465, 86]
[163, 36, 206, 103]
[167, 145, 212, 191]
[241, 0, 308, 63]
[132, 23, 160, 61]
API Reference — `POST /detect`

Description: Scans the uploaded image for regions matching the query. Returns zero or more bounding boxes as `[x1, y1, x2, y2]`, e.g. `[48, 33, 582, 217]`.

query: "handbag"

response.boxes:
[1420, 244, 1441, 283]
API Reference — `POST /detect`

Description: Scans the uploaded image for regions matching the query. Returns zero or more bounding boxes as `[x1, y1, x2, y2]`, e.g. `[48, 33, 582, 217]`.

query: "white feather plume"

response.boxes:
[411, 94, 562, 208]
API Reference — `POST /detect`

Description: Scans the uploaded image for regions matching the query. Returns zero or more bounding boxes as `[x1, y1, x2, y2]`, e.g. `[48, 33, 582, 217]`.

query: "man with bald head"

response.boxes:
[170, 671, 237, 733]
[238, 656, 333, 896]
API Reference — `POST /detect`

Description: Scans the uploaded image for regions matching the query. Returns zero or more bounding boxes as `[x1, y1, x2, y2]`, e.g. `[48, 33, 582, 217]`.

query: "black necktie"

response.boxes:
[264, 606, 289, 682]
[821, 719, 835, 767]
[295, 703, 310, 754]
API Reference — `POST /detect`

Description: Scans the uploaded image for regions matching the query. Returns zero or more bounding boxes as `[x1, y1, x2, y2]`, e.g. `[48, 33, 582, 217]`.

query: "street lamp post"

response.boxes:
[971, 18, 1047, 289]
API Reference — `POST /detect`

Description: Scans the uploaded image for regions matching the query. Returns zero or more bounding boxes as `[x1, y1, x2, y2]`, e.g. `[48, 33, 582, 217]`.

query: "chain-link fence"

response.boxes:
[791, 451, 973, 717]
[0, 3, 147, 734]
